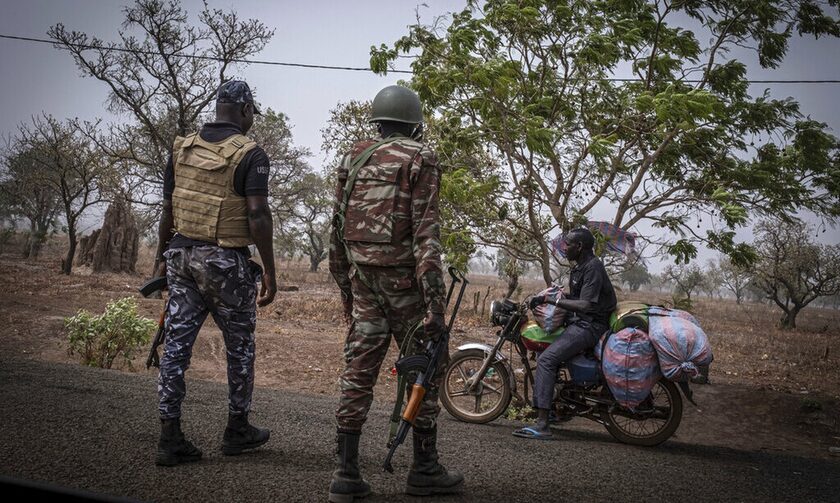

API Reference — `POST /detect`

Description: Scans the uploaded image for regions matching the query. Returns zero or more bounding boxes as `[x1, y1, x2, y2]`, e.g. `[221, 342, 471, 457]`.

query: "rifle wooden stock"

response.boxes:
[382, 268, 469, 474]
[403, 385, 426, 422]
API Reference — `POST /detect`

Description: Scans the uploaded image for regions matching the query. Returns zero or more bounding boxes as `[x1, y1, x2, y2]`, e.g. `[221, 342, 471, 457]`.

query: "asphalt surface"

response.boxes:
[1, 357, 838, 502]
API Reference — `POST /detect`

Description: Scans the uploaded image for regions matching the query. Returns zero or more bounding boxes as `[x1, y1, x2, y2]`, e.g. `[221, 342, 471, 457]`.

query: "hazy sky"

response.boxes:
[1, 0, 838, 266]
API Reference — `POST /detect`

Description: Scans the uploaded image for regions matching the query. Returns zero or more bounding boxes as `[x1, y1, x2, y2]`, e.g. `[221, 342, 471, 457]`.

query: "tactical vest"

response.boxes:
[341, 137, 422, 244]
[171, 133, 256, 248]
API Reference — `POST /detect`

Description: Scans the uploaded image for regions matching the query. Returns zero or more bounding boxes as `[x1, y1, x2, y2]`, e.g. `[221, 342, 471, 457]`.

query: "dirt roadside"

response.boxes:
[0, 256, 838, 461]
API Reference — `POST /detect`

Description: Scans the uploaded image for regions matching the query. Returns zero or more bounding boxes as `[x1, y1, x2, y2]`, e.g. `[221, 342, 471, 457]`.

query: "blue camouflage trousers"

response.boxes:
[158, 245, 261, 419]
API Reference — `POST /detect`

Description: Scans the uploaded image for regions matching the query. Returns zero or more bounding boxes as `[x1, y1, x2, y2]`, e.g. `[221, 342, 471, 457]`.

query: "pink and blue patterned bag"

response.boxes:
[599, 327, 661, 410]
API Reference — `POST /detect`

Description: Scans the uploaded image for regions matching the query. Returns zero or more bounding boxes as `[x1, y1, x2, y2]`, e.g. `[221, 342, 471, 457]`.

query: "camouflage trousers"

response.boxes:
[158, 245, 261, 420]
[336, 265, 448, 433]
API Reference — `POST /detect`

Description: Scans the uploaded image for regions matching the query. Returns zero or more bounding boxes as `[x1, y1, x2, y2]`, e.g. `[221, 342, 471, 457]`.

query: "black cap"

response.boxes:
[216, 80, 261, 115]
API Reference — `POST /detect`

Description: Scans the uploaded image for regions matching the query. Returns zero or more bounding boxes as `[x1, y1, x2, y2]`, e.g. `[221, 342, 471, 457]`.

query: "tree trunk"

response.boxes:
[308, 254, 320, 272]
[780, 305, 800, 329]
[505, 275, 519, 299]
[539, 257, 552, 287]
[62, 223, 76, 275]
[23, 221, 48, 259]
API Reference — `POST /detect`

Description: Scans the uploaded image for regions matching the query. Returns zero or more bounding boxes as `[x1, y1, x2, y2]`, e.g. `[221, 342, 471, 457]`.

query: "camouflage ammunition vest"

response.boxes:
[342, 137, 423, 245]
[171, 133, 256, 248]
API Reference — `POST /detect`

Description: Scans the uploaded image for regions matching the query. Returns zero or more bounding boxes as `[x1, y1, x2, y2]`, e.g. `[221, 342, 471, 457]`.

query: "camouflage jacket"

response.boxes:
[329, 134, 445, 314]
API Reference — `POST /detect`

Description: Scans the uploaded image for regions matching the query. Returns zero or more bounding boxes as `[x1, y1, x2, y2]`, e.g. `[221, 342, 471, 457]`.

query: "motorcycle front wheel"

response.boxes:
[602, 379, 683, 446]
[440, 348, 512, 424]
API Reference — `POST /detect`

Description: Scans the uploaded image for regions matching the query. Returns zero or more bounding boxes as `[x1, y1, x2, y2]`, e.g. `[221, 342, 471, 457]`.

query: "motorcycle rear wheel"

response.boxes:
[602, 379, 683, 446]
[441, 349, 512, 424]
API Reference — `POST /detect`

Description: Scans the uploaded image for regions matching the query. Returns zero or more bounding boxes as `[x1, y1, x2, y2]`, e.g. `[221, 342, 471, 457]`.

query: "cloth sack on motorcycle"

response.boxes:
[600, 327, 661, 410]
[647, 307, 713, 382]
[609, 301, 650, 333]
[531, 286, 567, 333]
[520, 322, 564, 352]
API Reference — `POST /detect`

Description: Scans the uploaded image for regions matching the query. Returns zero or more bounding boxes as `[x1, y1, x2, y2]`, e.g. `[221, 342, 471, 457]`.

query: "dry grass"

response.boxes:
[260, 257, 840, 398]
[2, 236, 838, 400]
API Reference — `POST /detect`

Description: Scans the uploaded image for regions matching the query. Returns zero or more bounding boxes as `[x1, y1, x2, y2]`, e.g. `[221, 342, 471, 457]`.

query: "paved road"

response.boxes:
[1, 357, 838, 502]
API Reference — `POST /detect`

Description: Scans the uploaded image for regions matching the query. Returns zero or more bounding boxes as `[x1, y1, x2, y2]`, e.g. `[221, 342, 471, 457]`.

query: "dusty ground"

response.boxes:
[1, 245, 838, 461]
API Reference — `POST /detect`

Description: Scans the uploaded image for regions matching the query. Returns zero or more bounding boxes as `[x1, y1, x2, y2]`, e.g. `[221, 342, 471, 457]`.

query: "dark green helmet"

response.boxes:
[369, 85, 423, 125]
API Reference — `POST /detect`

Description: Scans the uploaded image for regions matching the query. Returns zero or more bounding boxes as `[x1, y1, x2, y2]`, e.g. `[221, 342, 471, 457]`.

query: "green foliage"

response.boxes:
[671, 295, 693, 311]
[371, 0, 840, 282]
[320, 100, 378, 170]
[504, 404, 536, 423]
[664, 263, 704, 302]
[65, 297, 156, 369]
[0, 144, 60, 259]
[440, 168, 501, 270]
[620, 263, 652, 291]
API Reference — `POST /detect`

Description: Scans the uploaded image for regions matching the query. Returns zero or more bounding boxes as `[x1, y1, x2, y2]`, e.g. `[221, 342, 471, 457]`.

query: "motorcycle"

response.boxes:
[440, 298, 685, 446]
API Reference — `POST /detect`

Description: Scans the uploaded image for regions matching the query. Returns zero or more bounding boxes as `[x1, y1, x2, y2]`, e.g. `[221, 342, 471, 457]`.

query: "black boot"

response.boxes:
[221, 412, 270, 456]
[156, 417, 202, 466]
[406, 427, 464, 496]
[328, 432, 371, 503]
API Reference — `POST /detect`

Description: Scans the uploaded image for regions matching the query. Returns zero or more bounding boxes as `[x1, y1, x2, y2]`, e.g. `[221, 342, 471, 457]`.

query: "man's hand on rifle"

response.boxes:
[423, 311, 446, 341]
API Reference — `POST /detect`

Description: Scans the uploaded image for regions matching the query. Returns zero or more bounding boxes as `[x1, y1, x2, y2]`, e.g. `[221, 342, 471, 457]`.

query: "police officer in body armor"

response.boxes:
[153, 80, 277, 466]
[328, 85, 464, 501]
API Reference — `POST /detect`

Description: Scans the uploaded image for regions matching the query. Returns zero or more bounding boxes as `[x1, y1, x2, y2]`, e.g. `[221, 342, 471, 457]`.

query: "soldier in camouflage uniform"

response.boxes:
[153, 80, 277, 466]
[328, 85, 464, 502]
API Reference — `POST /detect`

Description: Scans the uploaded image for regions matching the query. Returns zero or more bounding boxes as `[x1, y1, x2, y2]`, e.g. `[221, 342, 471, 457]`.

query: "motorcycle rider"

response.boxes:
[513, 227, 617, 439]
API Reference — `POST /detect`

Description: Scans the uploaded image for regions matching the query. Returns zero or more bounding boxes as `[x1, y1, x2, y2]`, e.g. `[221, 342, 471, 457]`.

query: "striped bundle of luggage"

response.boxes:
[599, 327, 661, 409]
[597, 302, 713, 409]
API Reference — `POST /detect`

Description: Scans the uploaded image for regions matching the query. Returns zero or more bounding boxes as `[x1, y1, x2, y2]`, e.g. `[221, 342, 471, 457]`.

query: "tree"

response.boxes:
[371, 0, 840, 283]
[250, 108, 315, 271]
[700, 258, 723, 299]
[276, 173, 332, 272]
[250, 108, 313, 227]
[663, 263, 704, 304]
[497, 249, 527, 298]
[716, 255, 751, 304]
[620, 262, 652, 291]
[0, 145, 61, 258]
[750, 220, 840, 329]
[50, 0, 274, 261]
[13, 116, 108, 274]
[320, 100, 378, 171]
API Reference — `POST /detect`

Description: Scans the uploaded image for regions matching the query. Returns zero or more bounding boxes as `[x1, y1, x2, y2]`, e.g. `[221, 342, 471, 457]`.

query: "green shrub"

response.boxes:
[671, 295, 693, 311]
[65, 297, 157, 369]
[504, 404, 536, 423]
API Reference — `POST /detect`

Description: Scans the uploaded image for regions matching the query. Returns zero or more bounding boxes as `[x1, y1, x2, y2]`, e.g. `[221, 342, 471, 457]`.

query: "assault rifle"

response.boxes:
[139, 276, 167, 369]
[382, 267, 468, 473]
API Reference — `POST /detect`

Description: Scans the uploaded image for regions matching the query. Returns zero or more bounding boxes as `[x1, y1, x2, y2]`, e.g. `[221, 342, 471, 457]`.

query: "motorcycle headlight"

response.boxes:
[490, 298, 516, 326]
